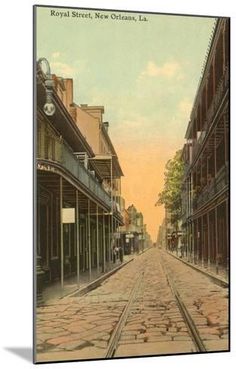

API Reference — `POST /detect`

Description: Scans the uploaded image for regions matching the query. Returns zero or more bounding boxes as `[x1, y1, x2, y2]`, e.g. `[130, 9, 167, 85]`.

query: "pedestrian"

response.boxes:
[113, 245, 116, 263]
[180, 244, 185, 258]
[119, 245, 123, 262]
[115, 245, 119, 262]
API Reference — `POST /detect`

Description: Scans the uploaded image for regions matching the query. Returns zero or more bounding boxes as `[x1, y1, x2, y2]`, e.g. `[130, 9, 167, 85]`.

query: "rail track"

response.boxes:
[104, 253, 207, 358]
[160, 257, 207, 353]
[105, 269, 145, 357]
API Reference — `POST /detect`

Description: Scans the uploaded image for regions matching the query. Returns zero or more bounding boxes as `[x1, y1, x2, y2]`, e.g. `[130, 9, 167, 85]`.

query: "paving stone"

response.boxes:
[124, 324, 144, 330]
[147, 332, 162, 337]
[120, 334, 136, 341]
[38, 327, 66, 334]
[203, 339, 229, 351]
[36, 347, 106, 362]
[201, 334, 221, 340]
[176, 322, 187, 328]
[198, 327, 220, 335]
[168, 327, 178, 333]
[173, 335, 192, 341]
[81, 331, 109, 341]
[37, 333, 68, 342]
[46, 334, 81, 346]
[36, 249, 228, 361]
[173, 336, 192, 341]
[220, 334, 229, 340]
[192, 316, 207, 322]
[57, 340, 88, 350]
[115, 341, 196, 357]
[179, 327, 188, 332]
[206, 315, 220, 327]
[147, 327, 167, 332]
[91, 340, 107, 349]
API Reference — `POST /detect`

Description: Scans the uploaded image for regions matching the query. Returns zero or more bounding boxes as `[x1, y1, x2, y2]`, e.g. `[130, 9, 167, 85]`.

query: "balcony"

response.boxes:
[37, 141, 111, 208]
[192, 66, 229, 160]
[193, 164, 229, 210]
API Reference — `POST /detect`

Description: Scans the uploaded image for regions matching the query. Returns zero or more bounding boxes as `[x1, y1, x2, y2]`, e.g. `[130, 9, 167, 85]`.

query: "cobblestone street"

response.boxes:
[36, 248, 228, 362]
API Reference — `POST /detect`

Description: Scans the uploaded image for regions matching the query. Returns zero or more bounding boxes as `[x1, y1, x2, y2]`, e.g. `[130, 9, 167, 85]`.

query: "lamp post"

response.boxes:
[36, 58, 56, 306]
[37, 57, 56, 116]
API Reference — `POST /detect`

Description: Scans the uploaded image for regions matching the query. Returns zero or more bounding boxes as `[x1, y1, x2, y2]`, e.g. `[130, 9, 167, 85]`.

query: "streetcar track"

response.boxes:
[37, 248, 228, 360]
[160, 254, 207, 352]
[105, 269, 145, 357]
[105, 251, 208, 357]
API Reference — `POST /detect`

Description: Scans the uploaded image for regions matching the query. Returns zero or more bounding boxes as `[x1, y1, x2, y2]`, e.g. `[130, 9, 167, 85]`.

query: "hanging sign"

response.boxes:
[62, 208, 75, 223]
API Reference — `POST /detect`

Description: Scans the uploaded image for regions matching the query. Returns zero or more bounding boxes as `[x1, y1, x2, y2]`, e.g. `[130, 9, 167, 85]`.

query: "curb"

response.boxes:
[166, 251, 228, 288]
[132, 246, 153, 257]
[65, 257, 135, 298]
[140, 246, 153, 254]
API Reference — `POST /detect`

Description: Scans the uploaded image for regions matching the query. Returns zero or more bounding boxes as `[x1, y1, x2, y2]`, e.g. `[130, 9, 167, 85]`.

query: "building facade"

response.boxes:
[36, 60, 124, 301]
[182, 18, 229, 273]
[119, 204, 151, 254]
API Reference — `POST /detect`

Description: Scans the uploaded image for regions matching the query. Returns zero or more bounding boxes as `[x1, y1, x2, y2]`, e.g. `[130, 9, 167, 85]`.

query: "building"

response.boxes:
[157, 218, 168, 249]
[181, 18, 229, 272]
[119, 204, 151, 254]
[36, 59, 124, 301]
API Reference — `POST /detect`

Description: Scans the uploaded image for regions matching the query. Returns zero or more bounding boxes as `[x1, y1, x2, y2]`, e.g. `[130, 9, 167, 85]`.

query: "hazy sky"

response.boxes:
[36, 6, 215, 240]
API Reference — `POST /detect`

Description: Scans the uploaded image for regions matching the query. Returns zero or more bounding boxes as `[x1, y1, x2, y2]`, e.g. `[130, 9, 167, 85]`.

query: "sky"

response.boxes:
[36, 6, 216, 240]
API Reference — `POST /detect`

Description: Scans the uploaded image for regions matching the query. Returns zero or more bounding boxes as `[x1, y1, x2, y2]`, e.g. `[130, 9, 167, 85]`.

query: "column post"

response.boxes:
[212, 54, 216, 95]
[201, 215, 204, 268]
[226, 199, 229, 274]
[192, 220, 195, 264]
[96, 204, 99, 274]
[214, 128, 217, 176]
[215, 206, 219, 274]
[88, 199, 91, 281]
[102, 211, 106, 273]
[222, 23, 226, 72]
[36, 186, 45, 305]
[207, 211, 211, 269]
[224, 114, 228, 164]
[60, 176, 64, 289]
[76, 190, 80, 287]
[108, 211, 111, 269]
[196, 218, 199, 264]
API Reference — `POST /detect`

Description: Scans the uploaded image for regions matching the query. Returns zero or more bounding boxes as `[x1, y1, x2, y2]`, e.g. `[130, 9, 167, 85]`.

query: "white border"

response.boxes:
[0, 1, 235, 368]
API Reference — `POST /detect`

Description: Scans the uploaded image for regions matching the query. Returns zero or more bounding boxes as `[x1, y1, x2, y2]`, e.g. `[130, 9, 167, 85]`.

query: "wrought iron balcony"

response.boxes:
[193, 164, 229, 210]
[38, 141, 111, 208]
[192, 66, 229, 160]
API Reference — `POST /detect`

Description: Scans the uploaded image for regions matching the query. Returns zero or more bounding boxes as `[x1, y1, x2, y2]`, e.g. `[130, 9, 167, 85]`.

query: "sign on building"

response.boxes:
[62, 208, 75, 223]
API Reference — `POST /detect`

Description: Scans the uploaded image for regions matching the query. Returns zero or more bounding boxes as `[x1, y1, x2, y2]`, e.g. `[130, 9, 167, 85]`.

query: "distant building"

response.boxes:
[119, 204, 151, 254]
[181, 18, 229, 272]
[156, 218, 167, 249]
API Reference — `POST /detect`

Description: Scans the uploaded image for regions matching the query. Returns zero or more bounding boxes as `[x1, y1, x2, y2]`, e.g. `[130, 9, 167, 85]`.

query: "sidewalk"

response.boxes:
[41, 254, 134, 305]
[166, 250, 228, 287]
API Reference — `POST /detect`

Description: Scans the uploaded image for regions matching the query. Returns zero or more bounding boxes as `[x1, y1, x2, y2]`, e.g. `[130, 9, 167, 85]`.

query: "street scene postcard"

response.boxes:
[34, 5, 230, 364]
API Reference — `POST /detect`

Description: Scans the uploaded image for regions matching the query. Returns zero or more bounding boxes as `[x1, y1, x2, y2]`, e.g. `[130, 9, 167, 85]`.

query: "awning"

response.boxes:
[90, 155, 124, 179]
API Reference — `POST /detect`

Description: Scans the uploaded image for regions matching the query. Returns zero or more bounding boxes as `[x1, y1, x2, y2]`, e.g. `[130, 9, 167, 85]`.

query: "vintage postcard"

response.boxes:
[34, 5, 229, 364]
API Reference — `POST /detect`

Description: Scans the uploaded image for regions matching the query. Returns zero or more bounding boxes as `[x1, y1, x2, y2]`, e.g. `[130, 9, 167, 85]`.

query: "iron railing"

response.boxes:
[193, 164, 228, 210]
[38, 141, 111, 207]
[192, 66, 229, 159]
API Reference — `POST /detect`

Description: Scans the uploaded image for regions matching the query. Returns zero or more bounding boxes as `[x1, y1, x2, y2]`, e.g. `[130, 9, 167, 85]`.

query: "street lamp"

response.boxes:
[37, 57, 56, 116]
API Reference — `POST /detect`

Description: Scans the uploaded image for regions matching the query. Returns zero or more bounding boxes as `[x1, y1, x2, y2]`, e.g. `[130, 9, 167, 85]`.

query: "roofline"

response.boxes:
[184, 18, 224, 139]
[101, 124, 124, 176]
[37, 71, 95, 157]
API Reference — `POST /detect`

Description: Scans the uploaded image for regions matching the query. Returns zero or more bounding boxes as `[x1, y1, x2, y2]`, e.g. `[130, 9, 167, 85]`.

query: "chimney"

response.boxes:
[63, 79, 73, 108]
[103, 122, 109, 132]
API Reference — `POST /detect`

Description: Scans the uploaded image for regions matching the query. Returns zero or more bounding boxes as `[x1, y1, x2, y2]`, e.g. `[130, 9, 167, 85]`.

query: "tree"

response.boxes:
[156, 149, 184, 225]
